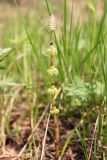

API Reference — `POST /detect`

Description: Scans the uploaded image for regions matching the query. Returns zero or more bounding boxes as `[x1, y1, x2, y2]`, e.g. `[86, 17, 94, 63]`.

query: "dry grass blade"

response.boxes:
[40, 113, 50, 160]
[88, 115, 99, 160]
[13, 104, 50, 160]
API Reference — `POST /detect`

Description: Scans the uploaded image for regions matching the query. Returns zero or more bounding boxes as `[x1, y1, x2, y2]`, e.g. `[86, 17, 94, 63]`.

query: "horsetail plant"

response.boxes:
[46, 15, 60, 160]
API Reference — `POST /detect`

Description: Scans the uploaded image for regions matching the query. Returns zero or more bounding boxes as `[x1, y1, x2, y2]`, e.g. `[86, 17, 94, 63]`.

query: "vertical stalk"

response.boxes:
[53, 111, 60, 160]
[47, 15, 60, 160]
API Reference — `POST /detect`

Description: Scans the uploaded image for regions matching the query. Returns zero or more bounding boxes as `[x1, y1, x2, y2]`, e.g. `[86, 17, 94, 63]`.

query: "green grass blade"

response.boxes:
[63, 0, 67, 55]
[55, 33, 72, 82]
[45, 0, 51, 16]
[68, 0, 74, 47]
[14, 0, 49, 86]
[60, 129, 75, 159]
[76, 128, 89, 160]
